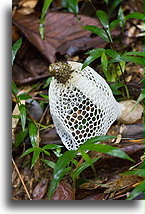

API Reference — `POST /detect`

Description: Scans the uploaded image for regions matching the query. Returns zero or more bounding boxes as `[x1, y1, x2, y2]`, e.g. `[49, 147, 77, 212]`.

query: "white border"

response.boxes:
[0, 0, 144, 214]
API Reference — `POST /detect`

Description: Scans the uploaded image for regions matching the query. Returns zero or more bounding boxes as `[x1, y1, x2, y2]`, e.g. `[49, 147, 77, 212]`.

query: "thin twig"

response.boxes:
[12, 158, 32, 200]
[39, 104, 49, 124]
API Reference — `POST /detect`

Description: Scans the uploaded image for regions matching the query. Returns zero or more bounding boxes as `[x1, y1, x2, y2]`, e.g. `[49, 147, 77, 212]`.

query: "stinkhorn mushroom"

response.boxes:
[49, 61, 143, 150]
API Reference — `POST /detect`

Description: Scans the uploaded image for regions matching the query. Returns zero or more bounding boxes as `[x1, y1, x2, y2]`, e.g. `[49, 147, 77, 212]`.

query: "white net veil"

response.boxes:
[49, 61, 122, 150]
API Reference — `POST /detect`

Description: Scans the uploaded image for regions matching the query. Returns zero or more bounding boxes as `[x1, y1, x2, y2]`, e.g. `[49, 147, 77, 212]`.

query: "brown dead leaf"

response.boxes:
[13, 12, 111, 63]
[104, 174, 143, 198]
[52, 182, 73, 200]
[32, 178, 49, 200]
[18, 0, 38, 8]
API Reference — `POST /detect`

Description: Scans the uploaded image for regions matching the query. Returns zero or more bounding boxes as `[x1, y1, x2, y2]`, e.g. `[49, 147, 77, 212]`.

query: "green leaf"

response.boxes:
[48, 150, 77, 199]
[78, 136, 134, 162]
[82, 25, 109, 42]
[39, 94, 49, 100]
[42, 159, 56, 169]
[43, 77, 52, 88]
[105, 49, 122, 61]
[48, 167, 71, 200]
[39, 0, 53, 39]
[80, 151, 97, 175]
[131, 90, 144, 111]
[82, 52, 102, 69]
[12, 115, 20, 119]
[42, 144, 63, 150]
[15, 129, 28, 148]
[101, 52, 110, 80]
[72, 157, 99, 181]
[120, 56, 144, 65]
[123, 52, 144, 57]
[12, 38, 22, 65]
[20, 147, 42, 158]
[108, 0, 122, 16]
[19, 104, 27, 131]
[31, 151, 41, 168]
[82, 48, 105, 69]
[79, 135, 117, 147]
[61, 0, 78, 15]
[110, 82, 125, 95]
[12, 80, 18, 95]
[118, 6, 125, 28]
[109, 19, 120, 31]
[86, 48, 105, 55]
[42, 149, 50, 156]
[96, 10, 109, 29]
[125, 12, 144, 20]
[81, 144, 134, 162]
[103, 0, 109, 4]
[28, 122, 38, 147]
[126, 180, 145, 200]
[122, 169, 145, 177]
[18, 93, 31, 100]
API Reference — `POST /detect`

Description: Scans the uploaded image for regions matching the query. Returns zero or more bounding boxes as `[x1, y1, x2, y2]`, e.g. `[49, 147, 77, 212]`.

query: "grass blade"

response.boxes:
[12, 38, 22, 65]
[19, 104, 26, 131]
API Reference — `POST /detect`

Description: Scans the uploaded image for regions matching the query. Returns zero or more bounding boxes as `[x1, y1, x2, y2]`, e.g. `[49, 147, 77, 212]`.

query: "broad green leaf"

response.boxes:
[122, 169, 145, 177]
[43, 144, 63, 150]
[19, 104, 27, 131]
[43, 77, 52, 88]
[110, 82, 125, 95]
[42, 149, 50, 156]
[12, 38, 22, 65]
[28, 122, 38, 147]
[125, 12, 144, 20]
[118, 6, 125, 28]
[105, 49, 122, 61]
[72, 157, 99, 181]
[123, 52, 144, 57]
[12, 80, 18, 95]
[39, 0, 53, 39]
[109, 19, 120, 31]
[48, 150, 77, 199]
[78, 136, 134, 162]
[108, 0, 122, 16]
[18, 93, 31, 100]
[120, 56, 144, 65]
[20, 147, 42, 158]
[82, 52, 102, 69]
[101, 52, 110, 80]
[96, 10, 109, 29]
[53, 150, 77, 174]
[79, 135, 116, 147]
[48, 167, 71, 200]
[86, 48, 105, 55]
[31, 151, 41, 168]
[126, 180, 145, 200]
[15, 129, 28, 148]
[82, 25, 109, 42]
[42, 159, 56, 169]
[62, 0, 79, 15]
